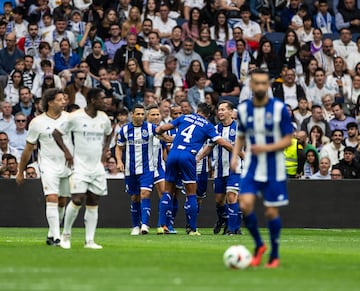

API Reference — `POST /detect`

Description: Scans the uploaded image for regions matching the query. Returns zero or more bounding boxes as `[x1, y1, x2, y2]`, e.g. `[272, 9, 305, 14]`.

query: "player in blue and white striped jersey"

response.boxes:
[116, 104, 169, 235]
[231, 69, 293, 268]
[198, 100, 244, 235]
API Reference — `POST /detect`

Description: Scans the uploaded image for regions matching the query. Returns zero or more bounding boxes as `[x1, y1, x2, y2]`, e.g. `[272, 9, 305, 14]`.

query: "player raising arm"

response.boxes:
[231, 69, 293, 268]
[156, 103, 233, 235]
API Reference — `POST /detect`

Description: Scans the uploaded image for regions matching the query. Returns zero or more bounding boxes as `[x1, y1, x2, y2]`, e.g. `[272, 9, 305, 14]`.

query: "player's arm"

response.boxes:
[155, 123, 175, 135]
[52, 129, 74, 168]
[251, 134, 292, 155]
[157, 132, 174, 143]
[231, 135, 245, 172]
[16, 142, 35, 185]
[196, 144, 214, 162]
[115, 144, 125, 172]
[102, 133, 113, 164]
[215, 137, 233, 152]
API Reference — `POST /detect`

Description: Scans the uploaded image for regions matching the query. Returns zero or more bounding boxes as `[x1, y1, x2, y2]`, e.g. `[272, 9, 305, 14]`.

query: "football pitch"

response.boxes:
[0, 228, 359, 291]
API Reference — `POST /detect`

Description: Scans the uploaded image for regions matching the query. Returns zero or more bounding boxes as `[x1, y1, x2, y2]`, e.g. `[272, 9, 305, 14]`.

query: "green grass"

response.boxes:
[0, 228, 359, 291]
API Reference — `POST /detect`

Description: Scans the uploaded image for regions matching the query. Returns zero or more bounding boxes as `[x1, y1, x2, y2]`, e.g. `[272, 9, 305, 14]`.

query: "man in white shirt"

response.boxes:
[0, 101, 15, 134]
[314, 38, 336, 76]
[153, 3, 177, 40]
[320, 129, 345, 167]
[346, 36, 360, 74]
[307, 68, 337, 106]
[333, 28, 357, 64]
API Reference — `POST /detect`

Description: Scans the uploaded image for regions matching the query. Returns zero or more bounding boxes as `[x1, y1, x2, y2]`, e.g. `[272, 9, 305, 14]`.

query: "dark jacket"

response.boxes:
[113, 45, 143, 72]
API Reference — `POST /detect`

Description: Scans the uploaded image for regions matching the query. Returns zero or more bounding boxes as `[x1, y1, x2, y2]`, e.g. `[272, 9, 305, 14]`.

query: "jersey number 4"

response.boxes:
[180, 124, 196, 143]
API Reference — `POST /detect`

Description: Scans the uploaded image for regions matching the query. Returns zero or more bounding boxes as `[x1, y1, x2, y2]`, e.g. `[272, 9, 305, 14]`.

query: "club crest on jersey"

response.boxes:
[229, 128, 236, 136]
[247, 116, 253, 123]
[142, 129, 148, 137]
[265, 112, 273, 125]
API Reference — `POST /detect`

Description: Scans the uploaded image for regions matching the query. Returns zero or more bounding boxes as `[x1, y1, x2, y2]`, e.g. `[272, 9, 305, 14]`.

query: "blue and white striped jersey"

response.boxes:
[117, 121, 157, 176]
[237, 98, 293, 182]
[153, 136, 166, 177]
[213, 120, 241, 178]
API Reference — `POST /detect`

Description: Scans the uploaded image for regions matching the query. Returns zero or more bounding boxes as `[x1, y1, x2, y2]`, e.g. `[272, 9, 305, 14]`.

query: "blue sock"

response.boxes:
[244, 212, 263, 248]
[184, 194, 198, 231]
[159, 193, 172, 227]
[167, 198, 178, 229]
[141, 198, 151, 226]
[237, 209, 243, 231]
[227, 202, 239, 232]
[130, 201, 141, 227]
[268, 217, 281, 260]
[157, 201, 161, 227]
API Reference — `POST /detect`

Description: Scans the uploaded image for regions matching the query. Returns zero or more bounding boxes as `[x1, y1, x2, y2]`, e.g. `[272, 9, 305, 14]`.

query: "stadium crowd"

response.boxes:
[1, 0, 360, 183]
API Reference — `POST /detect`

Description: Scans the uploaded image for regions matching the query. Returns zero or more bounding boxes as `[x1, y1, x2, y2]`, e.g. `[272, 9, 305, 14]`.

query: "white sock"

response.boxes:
[46, 202, 60, 240]
[58, 206, 65, 225]
[63, 201, 81, 235]
[84, 205, 98, 243]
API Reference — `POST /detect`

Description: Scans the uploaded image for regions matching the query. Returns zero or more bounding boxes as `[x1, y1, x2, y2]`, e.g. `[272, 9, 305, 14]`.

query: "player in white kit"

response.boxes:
[16, 88, 72, 246]
[53, 88, 113, 249]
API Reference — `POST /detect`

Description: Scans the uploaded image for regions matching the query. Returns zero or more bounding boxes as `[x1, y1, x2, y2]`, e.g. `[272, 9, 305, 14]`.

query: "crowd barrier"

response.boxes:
[0, 179, 359, 228]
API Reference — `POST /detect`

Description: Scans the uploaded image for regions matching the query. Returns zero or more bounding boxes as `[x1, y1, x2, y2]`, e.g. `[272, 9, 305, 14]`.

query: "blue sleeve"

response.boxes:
[206, 123, 220, 141]
[280, 105, 294, 136]
[53, 53, 67, 74]
[171, 115, 183, 128]
[118, 127, 126, 144]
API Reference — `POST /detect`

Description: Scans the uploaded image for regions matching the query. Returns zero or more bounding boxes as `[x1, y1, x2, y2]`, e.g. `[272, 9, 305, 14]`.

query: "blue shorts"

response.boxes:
[240, 175, 289, 207]
[125, 171, 154, 195]
[166, 150, 196, 184]
[154, 167, 165, 184]
[196, 171, 208, 199]
[214, 173, 241, 194]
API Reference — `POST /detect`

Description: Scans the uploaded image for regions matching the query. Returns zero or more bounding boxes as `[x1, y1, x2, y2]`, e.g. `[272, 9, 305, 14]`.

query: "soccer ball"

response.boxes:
[223, 245, 252, 269]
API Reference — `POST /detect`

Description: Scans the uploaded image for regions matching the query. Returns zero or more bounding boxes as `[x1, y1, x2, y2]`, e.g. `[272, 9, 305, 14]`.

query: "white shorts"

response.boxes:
[69, 172, 108, 196]
[41, 174, 71, 197]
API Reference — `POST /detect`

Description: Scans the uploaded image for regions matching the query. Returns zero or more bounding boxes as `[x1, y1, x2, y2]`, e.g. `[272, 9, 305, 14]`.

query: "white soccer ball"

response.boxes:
[223, 245, 252, 269]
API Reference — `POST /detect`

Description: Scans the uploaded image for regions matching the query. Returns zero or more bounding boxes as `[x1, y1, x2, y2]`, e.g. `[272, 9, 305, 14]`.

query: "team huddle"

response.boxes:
[16, 69, 292, 268]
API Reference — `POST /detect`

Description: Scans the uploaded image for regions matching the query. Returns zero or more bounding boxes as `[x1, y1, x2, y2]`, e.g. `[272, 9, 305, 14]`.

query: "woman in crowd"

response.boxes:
[298, 57, 318, 92]
[309, 125, 330, 152]
[207, 49, 223, 79]
[98, 8, 119, 40]
[4, 70, 24, 106]
[279, 29, 301, 64]
[182, 7, 202, 41]
[255, 39, 281, 80]
[310, 28, 323, 55]
[106, 156, 125, 179]
[321, 93, 335, 121]
[160, 76, 176, 101]
[124, 73, 146, 110]
[185, 59, 208, 89]
[121, 6, 142, 38]
[205, 91, 219, 125]
[143, 0, 159, 22]
[210, 10, 233, 50]
[194, 27, 218, 66]
[123, 58, 143, 89]
[303, 149, 320, 179]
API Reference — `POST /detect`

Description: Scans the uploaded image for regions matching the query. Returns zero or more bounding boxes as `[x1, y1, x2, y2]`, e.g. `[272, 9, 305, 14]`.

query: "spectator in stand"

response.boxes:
[307, 68, 337, 106]
[53, 0, 74, 22]
[7, 112, 27, 155]
[67, 9, 86, 41]
[0, 20, 6, 50]
[4, 70, 23, 106]
[210, 58, 240, 106]
[0, 101, 15, 134]
[320, 129, 345, 166]
[335, 0, 360, 33]
[347, 37, 360, 76]
[301, 104, 332, 138]
[279, 29, 301, 65]
[343, 122, 359, 147]
[143, 0, 159, 23]
[255, 39, 282, 80]
[153, 3, 177, 40]
[225, 26, 245, 57]
[303, 148, 320, 178]
[17, 23, 41, 57]
[280, 0, 302, 32]
[106, 156, 125, 179]
[291, 3, 308, 31]
[329, 102, 357, 137]
[113, 32, 143, 80]
[314, 38, 336, 76]
[210, 10, 233, 51]
[123, 58, 143, 89]
[33, 41, 53, 75]
[272, 68, 306, 110]
[77, 22, 104, 61]
[104, 23, 123, 65]
[201, 0, 221, 28]
[5, 154, 18, 178]
[183, 0, 206, 20]
[175, 38, 205, 81]
[154, 55, 183, 97]
[259, 7, 275, 34]
[297, 57, 318, 93]
[121, 6, 142, 39]
[310, 28, 323, 55]
[159, 98, 172, 123]
[164, 26, 183, 54]
[321, 93, 336, 121]
[124, 72, 146, 111]
[6, 6, 28, 41]
[85, 40, 108, 80]
[142, 31, 170, 89]
[296, 15, 314, 45]
[335, 146, 360, 178]
[194, 27, 218, 66]
[185, 59, 208, 89]
[314, 0, 337, 34]
[12, 86, 35, 117]
[97, 8, 119, 41]
[334, 28, 357, 63]
[97, 67, 125, 101]
[207, 49, 223, 79]
[160, 76, 176, 101]
[23, 55, 36, 90]
[64, 70, 90, 108]
[25, 166, 38, 179]
[330, 166, 344, 180]
[293, 97, 312, 129]
[309, 124, 331, 152]
[187, 72, 213, 111]
[0, 131, 20, 163]
[310, 156, 331, 179]
[182, 7, 202, 42]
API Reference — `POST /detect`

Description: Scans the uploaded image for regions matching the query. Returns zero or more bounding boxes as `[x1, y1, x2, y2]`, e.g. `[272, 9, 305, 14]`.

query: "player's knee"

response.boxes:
[58, 197, 68, 207]
[215, 194, 226, 205]
[140, 190, 150, 199]
[265, 207, 279, 220]
[86, 193, 100, 206]
[131, 195, 140, 203]
[71, 194, 85, 206]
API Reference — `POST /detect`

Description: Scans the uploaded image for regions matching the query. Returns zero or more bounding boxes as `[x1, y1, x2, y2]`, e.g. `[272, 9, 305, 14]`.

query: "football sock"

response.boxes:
[244, 212, 263, 248]
[157, 201, 161, 227]
[167, 198, 178, 227]
[141, 198, 151, 226]
[268, 216, 281, 259]
[237, 209, 243, 230]
[227, 202, 239, 232]
[216, 204, 228, 224]
[63, 201, 81, 235]
[58, 206, 65, 225]
[46, 202, 60, 240]
[159, 192, 172, 227]
[130, 201, 141, 227]
[185, 194, 197, 231]
[84, 205, 98, 242]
